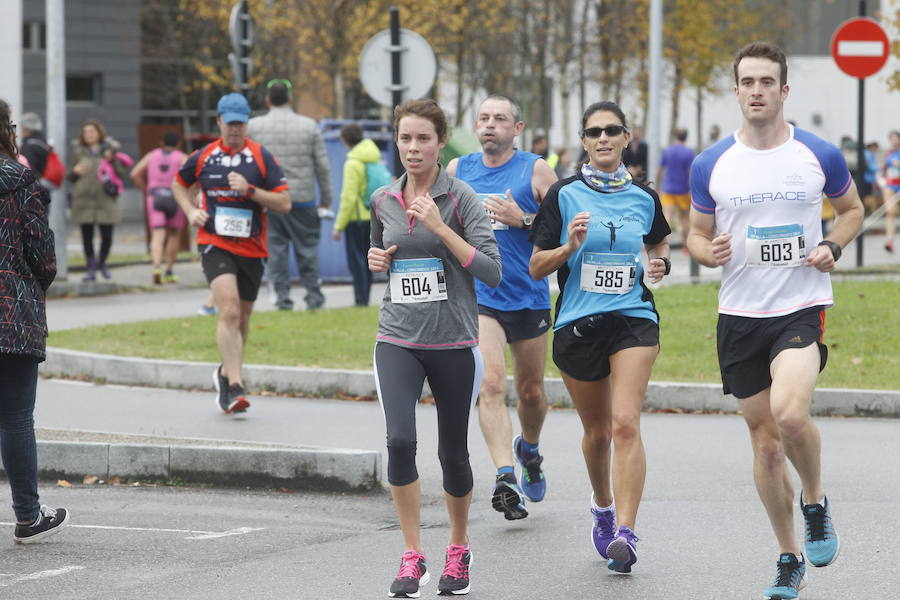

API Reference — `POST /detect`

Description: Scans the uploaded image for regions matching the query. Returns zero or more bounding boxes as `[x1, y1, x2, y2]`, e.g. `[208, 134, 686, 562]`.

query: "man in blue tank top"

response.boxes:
[447, 95, 558, 520]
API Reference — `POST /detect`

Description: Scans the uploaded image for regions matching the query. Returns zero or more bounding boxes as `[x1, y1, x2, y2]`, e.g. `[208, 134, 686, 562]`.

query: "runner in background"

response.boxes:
[131, 131, 187, 285]
[447, 94, 557, 521]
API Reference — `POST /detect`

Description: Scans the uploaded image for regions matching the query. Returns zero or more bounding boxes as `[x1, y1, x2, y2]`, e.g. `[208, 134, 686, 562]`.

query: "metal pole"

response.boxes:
[46, 0, 67, 280]
[389, 6, 403, 176]
[239, 0, 250, 97]
[854, 0, 866, 267]
[646, 0, 662, 182]
[855, 76, 865, 267]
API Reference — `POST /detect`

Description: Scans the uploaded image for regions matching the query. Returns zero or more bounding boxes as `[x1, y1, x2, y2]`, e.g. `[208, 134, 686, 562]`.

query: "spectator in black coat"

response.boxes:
[18, 112, 50, 178]
[0, 99, 70, 544]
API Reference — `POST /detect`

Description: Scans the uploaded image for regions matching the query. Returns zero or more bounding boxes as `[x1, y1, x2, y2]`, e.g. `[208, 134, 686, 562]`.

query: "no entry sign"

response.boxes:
[831, 17, 889, 79]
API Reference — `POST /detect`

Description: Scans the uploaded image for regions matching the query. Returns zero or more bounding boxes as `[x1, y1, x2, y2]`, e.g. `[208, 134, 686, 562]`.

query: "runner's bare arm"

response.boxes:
[529, 211, 590, 280]
[446, 157, 459, 177]
[805, 180, 864, 272]
[129, 153, 151, 190]
[644, 239, 671, 284]
[249, 188, 291, 213]
[687, 208, 731, 267]
[531, 158, 558, 203]
[225, 172, 291, 213]
[171, 179, 207, 228]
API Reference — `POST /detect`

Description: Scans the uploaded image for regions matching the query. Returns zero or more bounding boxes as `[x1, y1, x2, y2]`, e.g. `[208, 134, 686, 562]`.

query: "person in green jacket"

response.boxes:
[333, 123, 380, 306]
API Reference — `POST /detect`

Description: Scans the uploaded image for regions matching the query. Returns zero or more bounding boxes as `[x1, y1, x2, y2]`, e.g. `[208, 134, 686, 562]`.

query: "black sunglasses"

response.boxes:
[581, 125, 627, 138]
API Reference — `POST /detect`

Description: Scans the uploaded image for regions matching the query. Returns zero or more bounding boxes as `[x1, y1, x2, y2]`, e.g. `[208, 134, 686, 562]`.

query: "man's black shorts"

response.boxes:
[200, 244, 265, 302]
[478, 305, 552, 343]
[552, 313, 659, 382]
[716, 306, 828, 399]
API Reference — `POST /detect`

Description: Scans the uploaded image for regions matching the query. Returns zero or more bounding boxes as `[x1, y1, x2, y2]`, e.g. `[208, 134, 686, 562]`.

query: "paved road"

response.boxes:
[2, 378, 896, 598]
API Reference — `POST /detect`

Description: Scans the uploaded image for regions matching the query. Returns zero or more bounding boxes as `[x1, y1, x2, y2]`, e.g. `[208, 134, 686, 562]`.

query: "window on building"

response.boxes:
[22, 21, 46, 52]
[67, 75, 103, 104]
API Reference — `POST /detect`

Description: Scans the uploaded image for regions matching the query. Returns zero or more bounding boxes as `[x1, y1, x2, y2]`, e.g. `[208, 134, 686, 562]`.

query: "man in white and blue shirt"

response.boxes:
[687, 41, 863, 600]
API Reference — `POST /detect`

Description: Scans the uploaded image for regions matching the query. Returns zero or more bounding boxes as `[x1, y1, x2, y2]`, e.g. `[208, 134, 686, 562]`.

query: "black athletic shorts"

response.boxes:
[552, 313, 659, 381]
[478, 305, 552, 343]
[716, 305, 828, 399]
[200, 244, 265, 302]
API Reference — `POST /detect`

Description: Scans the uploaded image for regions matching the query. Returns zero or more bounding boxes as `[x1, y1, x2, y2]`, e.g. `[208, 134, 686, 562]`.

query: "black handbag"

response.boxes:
[100, 171, 119, 199]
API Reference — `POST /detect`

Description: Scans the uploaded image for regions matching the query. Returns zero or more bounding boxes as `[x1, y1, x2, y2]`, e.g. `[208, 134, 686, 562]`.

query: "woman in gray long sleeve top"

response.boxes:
[367, 99, 500, 598]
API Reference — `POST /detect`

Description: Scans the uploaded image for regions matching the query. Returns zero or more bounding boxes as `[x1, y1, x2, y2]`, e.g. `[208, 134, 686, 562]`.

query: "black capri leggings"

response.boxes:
[374, 342, 483, 497]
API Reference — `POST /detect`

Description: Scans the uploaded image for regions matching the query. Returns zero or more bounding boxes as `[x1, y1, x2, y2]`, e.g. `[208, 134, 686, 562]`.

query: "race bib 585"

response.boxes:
[580, 253, 637, 295]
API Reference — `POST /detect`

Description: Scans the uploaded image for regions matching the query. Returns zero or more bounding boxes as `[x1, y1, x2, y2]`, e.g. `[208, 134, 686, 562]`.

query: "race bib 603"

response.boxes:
[746, 224, 805, 268]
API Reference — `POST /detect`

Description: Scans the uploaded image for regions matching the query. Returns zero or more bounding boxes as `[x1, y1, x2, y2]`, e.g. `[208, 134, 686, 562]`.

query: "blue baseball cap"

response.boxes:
[217, 93, 250, 123]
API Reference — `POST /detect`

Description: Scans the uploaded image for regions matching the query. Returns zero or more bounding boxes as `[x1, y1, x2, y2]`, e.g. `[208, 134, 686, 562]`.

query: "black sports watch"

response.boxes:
[659, 256, 671, 275]
[521, 213, 535, 229]
[817, 240, 841, 262]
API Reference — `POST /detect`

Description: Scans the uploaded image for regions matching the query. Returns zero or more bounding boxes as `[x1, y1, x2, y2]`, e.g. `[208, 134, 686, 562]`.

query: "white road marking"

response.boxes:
[1, 522, 263, 539]
[837, 40, 884, 57]
[185, 527, 263, 540]
[0, 566, 86, 587]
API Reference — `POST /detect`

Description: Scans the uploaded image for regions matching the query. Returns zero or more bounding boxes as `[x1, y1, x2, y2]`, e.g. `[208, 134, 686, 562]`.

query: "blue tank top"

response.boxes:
[457, 151, 550, 311]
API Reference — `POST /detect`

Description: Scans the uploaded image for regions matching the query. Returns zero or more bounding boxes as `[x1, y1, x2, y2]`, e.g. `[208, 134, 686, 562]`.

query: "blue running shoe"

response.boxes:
[513, 435, 546, 502]
[491, 472, 528, 520]
[606, 526, 638, 573]
[197, 303, 217, 316]
[763, 553, 807, 600]
[590, 503, 617, 559]
[801, 494, 840, 567]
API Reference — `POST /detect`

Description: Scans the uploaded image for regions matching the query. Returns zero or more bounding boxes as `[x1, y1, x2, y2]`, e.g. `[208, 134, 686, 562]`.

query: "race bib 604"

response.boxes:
[390, 258, 448, 303]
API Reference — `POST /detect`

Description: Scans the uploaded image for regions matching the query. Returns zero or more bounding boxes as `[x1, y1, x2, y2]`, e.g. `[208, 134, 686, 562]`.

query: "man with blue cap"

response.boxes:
[172, 92, 291, 414]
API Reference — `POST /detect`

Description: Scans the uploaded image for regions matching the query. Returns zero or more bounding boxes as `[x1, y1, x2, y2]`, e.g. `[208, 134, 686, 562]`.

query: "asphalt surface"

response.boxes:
[5, 221, 894, 598]
[4, 380, 899, 598]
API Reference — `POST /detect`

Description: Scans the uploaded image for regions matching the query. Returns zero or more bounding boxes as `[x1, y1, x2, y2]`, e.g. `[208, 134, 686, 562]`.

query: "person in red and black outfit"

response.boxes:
[172, 93, 290, 414]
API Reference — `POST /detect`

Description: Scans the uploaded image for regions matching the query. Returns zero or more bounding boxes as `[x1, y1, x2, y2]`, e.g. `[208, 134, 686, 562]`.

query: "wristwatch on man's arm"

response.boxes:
[521, 213, 535, 229]
[817, 240, 842, 262]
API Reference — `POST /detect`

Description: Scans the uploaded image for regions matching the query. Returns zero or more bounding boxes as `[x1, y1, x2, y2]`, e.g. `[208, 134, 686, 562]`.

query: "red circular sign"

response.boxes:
[831, 17, 889, 79]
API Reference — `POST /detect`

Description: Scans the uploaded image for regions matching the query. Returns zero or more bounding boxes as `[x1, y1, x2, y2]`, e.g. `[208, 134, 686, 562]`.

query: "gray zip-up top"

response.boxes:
[372, 167, 502, 349]
[247, 106, 332, 206]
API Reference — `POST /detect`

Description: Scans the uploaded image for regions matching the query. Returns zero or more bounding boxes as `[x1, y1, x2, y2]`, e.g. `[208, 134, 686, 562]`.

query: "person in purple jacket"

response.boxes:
[368, 98, 500, 598]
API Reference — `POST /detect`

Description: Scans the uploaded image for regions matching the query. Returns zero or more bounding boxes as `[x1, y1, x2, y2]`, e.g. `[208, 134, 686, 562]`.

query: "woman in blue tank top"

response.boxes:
[530, 101, 671, 574]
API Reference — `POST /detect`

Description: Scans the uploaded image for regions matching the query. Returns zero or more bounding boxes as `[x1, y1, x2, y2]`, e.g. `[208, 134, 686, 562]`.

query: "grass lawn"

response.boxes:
[48, 280, 900, 389]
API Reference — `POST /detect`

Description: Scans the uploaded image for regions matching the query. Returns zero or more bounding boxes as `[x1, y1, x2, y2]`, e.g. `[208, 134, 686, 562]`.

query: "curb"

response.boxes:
[47, 280, 126, 298]
[0, 439, 382, 492]
[43, 347, 900, 417]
